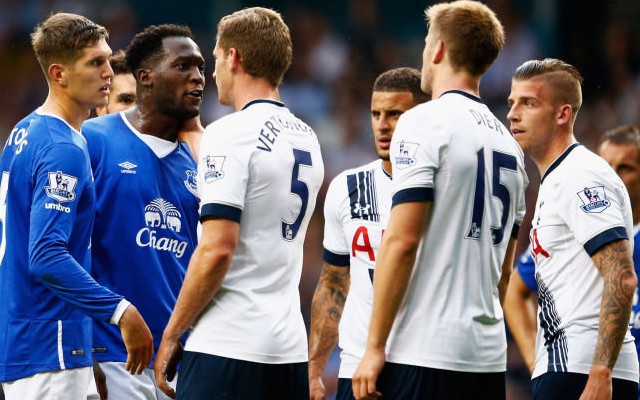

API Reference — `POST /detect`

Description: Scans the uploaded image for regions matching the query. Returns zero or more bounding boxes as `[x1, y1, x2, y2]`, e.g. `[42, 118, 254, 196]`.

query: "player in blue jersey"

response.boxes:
[83, 24, 204, 400]
[308, 67, 429, 400]
[508, 59, 638, 399]
[95, 50, 137, 116]
[155, 7, 324, 400]
[506, 124, 640, 399]
[0, 12, 153, 400]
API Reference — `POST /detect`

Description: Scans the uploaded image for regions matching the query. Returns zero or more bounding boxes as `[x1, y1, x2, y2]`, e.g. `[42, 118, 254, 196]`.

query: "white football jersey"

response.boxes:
[387, 90, 528, 372]
[187, 100, 324, 363]
[323, 159, 392, 378]
[530, 144, 639, 382]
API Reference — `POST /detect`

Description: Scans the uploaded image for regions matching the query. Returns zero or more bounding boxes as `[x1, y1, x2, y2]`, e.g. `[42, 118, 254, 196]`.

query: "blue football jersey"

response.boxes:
[83, 112, 199, 363]
[632, 231, 640, 362]
[0, 110, 124, 382]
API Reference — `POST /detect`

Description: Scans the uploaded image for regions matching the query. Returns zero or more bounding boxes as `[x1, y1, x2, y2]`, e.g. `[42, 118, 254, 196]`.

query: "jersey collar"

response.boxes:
[241, 99, 285, 111]
[541, 143, 581, 184]
[439, 90, 484, 104]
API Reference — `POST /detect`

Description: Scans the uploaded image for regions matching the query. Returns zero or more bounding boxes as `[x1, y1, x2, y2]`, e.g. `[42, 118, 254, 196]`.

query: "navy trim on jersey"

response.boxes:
[241, 99, 285, 110]
[440, 90, 483, 104]
[511, 224, 520, 239]
[348, 170, 380, 222]
[583, 226, 628, 256]
[381, 163, 392, 179]
[537, 279, 568, 373]
[392, 187, 434, 206]
[541, 143, 581, 183]
[200, 203, 242, 222]
[323, 249, 350, 267]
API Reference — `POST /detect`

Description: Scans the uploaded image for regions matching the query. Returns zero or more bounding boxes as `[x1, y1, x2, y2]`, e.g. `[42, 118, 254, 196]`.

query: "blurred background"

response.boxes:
[2, 0, 640, 398]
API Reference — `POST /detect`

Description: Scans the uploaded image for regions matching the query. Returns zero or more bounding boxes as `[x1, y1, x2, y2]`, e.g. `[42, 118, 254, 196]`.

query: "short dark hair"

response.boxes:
[31, 13, 108, 75]
[126, 24, 194, 76]
[109, 50, 129, 75]
[600, 125, 640, 162]
[373, 67, 430, 104]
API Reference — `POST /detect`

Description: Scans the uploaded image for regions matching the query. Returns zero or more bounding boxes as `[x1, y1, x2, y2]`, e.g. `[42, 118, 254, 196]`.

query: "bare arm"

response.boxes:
[498, 237, 517, 307]
[352, 201, 430, 399]
[504, 267, 537, 373]
[308, 262, 350, 400]
[154, 217, 239, 398]
[580, 238, 637, 400]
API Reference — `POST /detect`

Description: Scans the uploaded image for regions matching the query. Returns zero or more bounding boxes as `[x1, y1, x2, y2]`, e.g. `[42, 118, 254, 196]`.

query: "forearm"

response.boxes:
[592, 239, 637, 370]
[504, 292, 537, 371]
[163, 242, 233, 341]
[366, 236, 418, 351]
[308, 264, 349, 379]
[498, 238, 517, 306]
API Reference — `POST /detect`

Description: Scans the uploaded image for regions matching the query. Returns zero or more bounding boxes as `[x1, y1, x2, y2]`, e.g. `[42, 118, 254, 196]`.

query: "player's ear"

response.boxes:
[557, 104, 572, 126]
[49, 63, 67, 87]
[137, 68, 153, 89]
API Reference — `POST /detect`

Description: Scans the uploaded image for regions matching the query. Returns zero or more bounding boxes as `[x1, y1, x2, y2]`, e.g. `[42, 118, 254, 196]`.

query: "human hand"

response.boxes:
[119, 305, 153, 375]
[92, 358, 108, 400]
[351, 348, 385, 400]
[309, 374, 327, 400]
[154, 335, 184, 399]
[579, 365, 612, 400]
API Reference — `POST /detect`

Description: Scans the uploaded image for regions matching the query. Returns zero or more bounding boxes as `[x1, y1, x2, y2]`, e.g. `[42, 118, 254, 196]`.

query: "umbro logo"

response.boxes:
[119, 161, 137, 174]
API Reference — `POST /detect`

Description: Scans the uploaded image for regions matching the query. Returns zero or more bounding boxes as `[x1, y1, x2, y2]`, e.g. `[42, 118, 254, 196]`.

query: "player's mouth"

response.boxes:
[100, 84, 111, 95]
[511, 128, 525, 137]
[186, 89, 203, 99]
[377, 137, 391, 149]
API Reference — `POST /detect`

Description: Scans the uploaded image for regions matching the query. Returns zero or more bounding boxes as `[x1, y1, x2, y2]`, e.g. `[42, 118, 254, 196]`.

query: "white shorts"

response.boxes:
[2, 366, 92, 400]
[98, 362, 176, 400]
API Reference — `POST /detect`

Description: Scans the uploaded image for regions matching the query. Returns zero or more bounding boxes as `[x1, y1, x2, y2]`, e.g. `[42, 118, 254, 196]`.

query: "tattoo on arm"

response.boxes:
[309, 264, 350, 368]
[592, 239, 636, 369]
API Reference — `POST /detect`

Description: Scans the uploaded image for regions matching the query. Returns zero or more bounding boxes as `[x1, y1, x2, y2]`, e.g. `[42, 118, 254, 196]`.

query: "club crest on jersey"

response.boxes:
[184, 170, 198, 197]
[136, 198, 188, 258]
[394, 140, 419, 170]
[203, 154, 225, 182]
[577, 186, 611, 213]
[44, 171, 77, 202]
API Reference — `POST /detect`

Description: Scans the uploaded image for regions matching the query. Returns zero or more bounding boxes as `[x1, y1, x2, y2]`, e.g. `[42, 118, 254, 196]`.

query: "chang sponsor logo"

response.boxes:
[135, 198, 188, 258]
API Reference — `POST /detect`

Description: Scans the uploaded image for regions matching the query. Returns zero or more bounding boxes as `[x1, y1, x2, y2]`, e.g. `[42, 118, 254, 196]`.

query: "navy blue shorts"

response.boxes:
[175, 351, 309, 400]
[340, 363, 505, 400]
[533, 372, 638, 400]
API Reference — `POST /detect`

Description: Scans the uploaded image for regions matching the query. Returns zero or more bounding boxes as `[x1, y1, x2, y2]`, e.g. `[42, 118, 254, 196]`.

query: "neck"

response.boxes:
[125, 104, 183, 142]
[430, 69, 480, 100]
[232, 76, 280, 111]
[39, 92, 91, 131]
[382, 159, 392, 176]
[531, 132, 576, 176]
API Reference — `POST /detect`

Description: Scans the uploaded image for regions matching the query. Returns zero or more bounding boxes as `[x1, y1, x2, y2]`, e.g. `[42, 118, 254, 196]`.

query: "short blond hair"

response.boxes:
[425, 0, 504, 77]
[216, 7, 292, 87]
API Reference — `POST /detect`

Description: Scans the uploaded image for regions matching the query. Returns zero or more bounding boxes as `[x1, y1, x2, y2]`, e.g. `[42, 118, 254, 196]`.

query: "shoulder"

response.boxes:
[82, 113, 122, 139]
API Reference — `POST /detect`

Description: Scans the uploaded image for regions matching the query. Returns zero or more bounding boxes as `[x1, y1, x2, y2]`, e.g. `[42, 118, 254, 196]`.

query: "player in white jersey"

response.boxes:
[155, 7, 324, 400]
[0, 13, 152, 400]
[508, 58, 639, 399]
[353, 2, 527, 399]
[308, 68, 429, 400]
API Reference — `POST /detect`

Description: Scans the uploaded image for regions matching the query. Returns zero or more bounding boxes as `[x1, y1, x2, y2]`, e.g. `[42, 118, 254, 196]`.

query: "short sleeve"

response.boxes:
[198, 122, 253, 222]
[322, 174, 350, 267]
[559, 169, 629, 256]
[390, 110, 443, 206]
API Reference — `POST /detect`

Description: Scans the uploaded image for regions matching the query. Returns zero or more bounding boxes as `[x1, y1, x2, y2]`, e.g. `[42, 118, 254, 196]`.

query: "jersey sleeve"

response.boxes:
[322, 174, 350, 267]
[197, 122, 252, 223]
[516, 245, 538, 292]
[29, 144, 123, 322]
[390, 110, 442, 206]
[559, 168, 629, 256]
